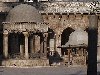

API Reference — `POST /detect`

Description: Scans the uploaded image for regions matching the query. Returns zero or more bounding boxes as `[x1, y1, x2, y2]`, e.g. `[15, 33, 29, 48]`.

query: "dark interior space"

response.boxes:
[19, 33, 25, 53]
[61, 27, 74, 55]
[19, 0, 24, 2]
[0, 13, 7, 58]
[40, 33, 44, 53]
[8, 33, 20, 55]
[87, 15, 98, 75]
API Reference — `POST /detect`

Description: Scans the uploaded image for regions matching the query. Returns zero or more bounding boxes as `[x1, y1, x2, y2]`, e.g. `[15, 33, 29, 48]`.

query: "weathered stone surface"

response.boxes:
[40, 2, 100, 13]
[6, 4, 43, 23]
[2, 59, 49, 67]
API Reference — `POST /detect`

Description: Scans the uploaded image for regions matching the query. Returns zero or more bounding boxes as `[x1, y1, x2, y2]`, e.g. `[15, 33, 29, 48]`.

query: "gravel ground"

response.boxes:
[0, 66, 87, 75]
[0, 65, 99, 75]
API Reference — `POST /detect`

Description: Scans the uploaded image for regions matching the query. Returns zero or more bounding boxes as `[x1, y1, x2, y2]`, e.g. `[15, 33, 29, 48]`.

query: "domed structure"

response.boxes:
[65, 28, 88, 46]
[6, 4, 43, 22]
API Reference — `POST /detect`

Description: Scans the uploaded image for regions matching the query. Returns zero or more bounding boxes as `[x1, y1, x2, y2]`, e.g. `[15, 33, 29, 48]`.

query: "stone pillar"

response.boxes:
[3, 30, 8, 58]
[87, 15, 98, 75]
[55, 34, 61, 56]
[97, 47, 100, 61]
[20, 45, 24, 56]
[49, 39, 55, 56]
[43, 33, 48, 58]
[23, 32, 29, 59]
[35, 35, 40, 53]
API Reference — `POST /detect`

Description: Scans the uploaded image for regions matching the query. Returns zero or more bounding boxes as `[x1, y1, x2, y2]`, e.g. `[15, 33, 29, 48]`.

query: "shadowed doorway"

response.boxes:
[61, 27, 74, 56]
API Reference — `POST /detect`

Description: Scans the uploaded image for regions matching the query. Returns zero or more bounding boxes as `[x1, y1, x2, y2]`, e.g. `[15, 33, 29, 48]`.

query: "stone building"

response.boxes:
[0, 0, 99, 67]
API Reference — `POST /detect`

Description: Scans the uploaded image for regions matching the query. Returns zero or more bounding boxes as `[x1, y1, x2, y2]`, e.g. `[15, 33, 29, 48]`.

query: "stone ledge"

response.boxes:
[2, 59, 49, 67]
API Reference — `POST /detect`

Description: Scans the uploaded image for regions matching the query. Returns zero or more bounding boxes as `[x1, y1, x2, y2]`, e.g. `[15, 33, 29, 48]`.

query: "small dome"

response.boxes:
[65, 28, 88, 46]
[6, 4, 43, 22]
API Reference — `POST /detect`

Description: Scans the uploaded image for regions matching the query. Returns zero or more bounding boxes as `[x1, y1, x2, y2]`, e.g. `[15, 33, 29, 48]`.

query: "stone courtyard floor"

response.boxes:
[0, 65, 99, 75]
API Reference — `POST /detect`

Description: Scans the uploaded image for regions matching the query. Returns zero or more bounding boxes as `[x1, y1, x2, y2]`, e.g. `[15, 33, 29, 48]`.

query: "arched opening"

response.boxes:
[61, 27, 74, 56]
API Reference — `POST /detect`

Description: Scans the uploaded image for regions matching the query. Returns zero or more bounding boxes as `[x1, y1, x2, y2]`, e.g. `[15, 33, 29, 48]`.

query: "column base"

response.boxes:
[25, 55, 29, 59]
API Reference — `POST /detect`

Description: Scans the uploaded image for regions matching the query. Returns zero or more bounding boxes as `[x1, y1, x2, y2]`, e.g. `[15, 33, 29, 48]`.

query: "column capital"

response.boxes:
[3, 30, 8, 36]
[43, 33, 48, 38]
[23, 32, 29, 37]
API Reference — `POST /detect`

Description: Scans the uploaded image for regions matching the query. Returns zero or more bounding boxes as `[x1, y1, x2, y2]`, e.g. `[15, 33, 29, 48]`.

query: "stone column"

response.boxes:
[3, 30, 8, 58]
[23, 32, 29, 59]
[49, 39, 55, 56]
[35, 35, 40, 53]
[43, 33, 48, 58]
[55, 34, 61, 56]
[20, 44, 24, 56]
[87, 15, 98, 75]
[97, 47, 100, 61]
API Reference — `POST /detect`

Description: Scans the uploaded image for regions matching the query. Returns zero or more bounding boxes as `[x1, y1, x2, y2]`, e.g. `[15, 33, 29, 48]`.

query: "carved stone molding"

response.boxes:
[3, 22, 48, 33]
[23, 32, 29, 37]
[40, 2, 100, 13]
[3, 30, 9, 36]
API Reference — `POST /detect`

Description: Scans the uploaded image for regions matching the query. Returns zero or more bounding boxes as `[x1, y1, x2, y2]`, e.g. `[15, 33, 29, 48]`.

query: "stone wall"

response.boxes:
[2, 59, 49, 67]
[42, 14, 89, 34]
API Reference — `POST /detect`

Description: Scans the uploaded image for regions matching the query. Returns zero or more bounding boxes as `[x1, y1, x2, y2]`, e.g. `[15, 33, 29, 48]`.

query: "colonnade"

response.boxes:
[3, 31, 48, 59]
[3, 29, 100, 61]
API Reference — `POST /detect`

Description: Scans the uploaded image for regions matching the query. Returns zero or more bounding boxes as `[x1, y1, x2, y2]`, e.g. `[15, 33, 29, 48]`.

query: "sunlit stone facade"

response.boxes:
[0, 0, 99, 67]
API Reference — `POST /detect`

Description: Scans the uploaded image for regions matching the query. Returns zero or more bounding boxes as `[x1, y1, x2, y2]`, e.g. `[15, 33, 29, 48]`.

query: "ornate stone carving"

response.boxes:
[3, 30, 9, 36]
[40, 2, 100, 13]
[3, 22, 48, 33]
[23, 32, 29, 37]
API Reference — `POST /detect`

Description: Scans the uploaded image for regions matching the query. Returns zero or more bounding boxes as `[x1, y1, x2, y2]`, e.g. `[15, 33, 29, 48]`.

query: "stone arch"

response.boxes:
[61, 27, 74, 55]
